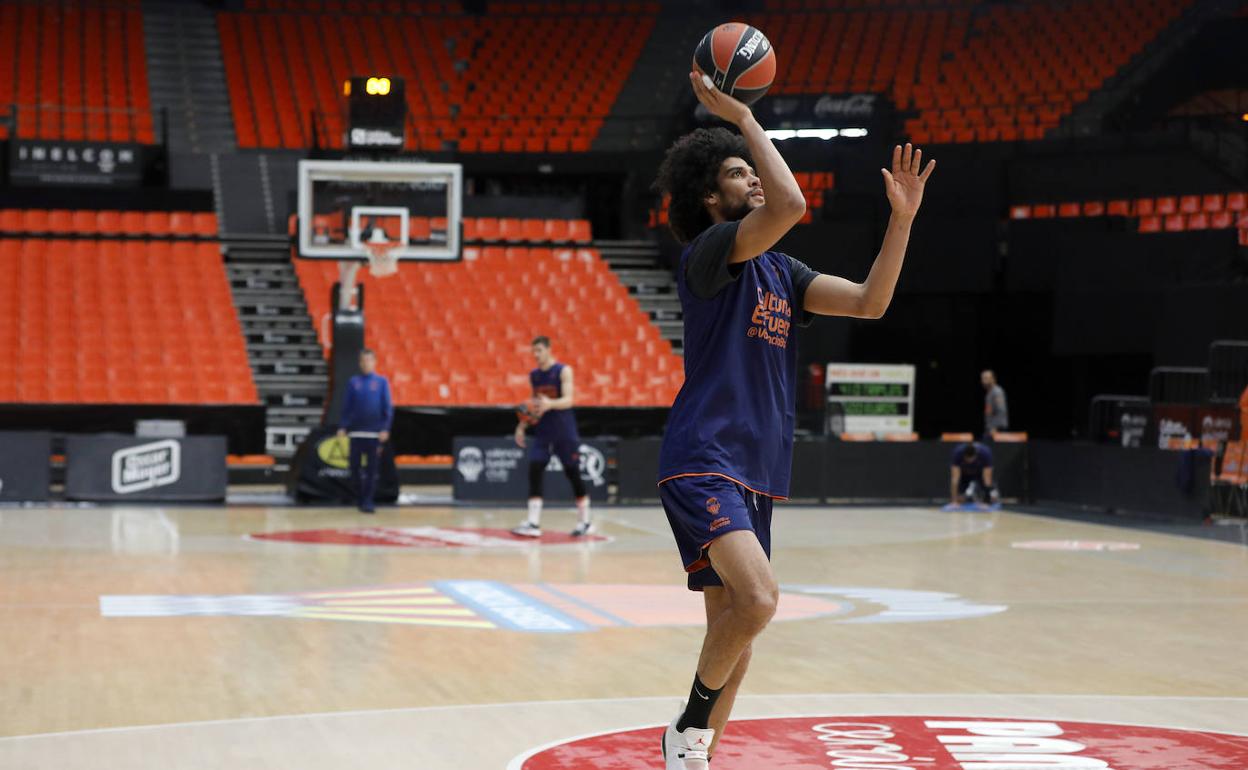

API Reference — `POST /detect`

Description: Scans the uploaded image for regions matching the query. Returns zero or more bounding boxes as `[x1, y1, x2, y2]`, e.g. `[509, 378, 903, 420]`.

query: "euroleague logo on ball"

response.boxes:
[693, 22, 776, 106]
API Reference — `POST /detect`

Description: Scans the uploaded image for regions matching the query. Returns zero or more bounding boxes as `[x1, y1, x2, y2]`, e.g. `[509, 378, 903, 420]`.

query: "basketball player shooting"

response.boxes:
[652, 72, 935, 769]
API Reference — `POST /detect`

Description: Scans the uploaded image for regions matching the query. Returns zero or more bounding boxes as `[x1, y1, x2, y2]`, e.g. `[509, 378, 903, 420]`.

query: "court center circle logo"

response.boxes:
[510, 716, 1248, 769]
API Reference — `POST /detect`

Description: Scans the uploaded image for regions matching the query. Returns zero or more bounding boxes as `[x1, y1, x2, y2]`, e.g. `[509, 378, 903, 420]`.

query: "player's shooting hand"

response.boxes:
[514, 426, 526, 448]
[690, 71, 751, 126]
[378, 431, 389, 443]
[533, 395, 552, 416]
[881, 143, 935, 218]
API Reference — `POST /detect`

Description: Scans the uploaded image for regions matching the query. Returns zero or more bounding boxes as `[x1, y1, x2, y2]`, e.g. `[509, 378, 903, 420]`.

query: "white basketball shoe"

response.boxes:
[662, 707, 714, 769]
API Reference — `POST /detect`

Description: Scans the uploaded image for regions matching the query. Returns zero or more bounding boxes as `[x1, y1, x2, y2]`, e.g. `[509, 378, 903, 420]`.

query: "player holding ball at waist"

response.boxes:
[511, 335, 592, 538]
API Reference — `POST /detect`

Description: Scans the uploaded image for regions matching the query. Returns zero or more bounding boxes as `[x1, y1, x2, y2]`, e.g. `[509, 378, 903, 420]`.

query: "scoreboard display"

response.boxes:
[825, 364, 916, 435]
[343, 76, 406, 150]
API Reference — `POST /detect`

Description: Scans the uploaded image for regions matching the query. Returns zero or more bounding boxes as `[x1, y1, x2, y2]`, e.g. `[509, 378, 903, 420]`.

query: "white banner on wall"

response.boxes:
[825, 363, 916, 435]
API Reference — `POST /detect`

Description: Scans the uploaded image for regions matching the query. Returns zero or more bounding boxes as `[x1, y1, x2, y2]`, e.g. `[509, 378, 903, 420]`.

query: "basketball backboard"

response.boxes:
[296, 160, 463, 262]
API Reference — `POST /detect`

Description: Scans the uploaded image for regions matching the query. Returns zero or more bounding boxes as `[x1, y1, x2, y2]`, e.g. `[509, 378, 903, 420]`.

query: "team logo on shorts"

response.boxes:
[705, 497, 720, 514]
[709, 516, 732, 532]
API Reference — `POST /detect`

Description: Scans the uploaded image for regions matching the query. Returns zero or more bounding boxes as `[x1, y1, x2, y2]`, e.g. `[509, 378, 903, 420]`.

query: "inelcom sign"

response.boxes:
[111, 439, 181, 494]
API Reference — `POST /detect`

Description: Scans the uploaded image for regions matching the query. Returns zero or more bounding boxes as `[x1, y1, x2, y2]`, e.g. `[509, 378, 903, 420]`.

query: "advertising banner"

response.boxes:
[9, 139, 147, 186]
[65, 435, 226, 502]
[289, 425, 399, 504]
[0, 431, 52, 502]
[452, 436, 612, 502]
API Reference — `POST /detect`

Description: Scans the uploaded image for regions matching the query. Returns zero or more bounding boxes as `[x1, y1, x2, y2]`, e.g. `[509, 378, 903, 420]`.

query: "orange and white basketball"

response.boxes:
[693, 22, 776, 106]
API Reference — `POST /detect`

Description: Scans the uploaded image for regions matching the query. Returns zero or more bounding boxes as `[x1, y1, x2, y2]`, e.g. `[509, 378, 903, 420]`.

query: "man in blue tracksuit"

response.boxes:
[337, 349, 392, 513]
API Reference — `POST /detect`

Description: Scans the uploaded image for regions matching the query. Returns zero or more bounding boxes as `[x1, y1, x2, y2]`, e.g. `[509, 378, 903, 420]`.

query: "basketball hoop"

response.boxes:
[363, 228, 400, 278]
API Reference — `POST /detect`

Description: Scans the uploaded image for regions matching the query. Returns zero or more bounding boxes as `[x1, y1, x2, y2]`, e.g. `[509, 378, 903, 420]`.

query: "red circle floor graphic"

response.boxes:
[247, 526, 609, 548]
[512, 716, 1248, 770]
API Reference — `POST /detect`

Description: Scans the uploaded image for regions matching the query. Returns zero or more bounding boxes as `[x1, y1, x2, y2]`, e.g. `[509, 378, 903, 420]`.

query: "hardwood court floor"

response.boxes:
[1, 499, 1246, 769]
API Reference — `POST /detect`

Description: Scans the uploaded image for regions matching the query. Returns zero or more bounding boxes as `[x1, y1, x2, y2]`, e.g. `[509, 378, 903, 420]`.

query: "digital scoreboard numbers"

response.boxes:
[825, 364, 916, 435]
[343, 76, 407, 150]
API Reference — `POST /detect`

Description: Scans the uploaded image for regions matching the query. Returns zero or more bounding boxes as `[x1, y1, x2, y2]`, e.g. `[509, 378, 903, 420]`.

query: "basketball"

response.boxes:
[693, 22, 776, 106]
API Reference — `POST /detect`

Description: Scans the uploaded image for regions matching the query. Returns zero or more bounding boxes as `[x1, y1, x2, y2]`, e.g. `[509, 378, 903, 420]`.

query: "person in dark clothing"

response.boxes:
[511, 336, 592, 537]
[946, 441, 1000, 509]
[337, 349, 393, 513]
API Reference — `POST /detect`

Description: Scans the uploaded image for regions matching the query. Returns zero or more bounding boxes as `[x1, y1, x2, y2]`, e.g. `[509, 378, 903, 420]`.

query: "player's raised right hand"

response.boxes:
[690, 71, 752, 126]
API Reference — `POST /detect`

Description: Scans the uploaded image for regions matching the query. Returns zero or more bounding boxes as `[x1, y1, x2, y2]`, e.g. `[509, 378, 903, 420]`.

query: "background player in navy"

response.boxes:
[947, 441, 1001, 509]
[511, 336, 592, 537]
[336, 349, 392, 514]
[651, 72, 936, 770]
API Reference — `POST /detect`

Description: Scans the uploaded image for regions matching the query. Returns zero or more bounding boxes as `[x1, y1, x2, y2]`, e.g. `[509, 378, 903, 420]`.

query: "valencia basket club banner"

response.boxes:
[64, 435, 226, 502]
[289, 425, 398, 505]
[0, 431, 52, 502]
[452, 436, 612, 503]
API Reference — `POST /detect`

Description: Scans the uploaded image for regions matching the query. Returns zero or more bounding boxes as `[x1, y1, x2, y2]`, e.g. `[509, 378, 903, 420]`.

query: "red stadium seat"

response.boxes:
[1106, 200, 1131, 217]
[1227, 192, 1247, 212]
[1138, 215, 1161, 233]
[1163, 214, 1185, 232]
[191, 213, 218, 237]
[46, 210, 75, 234]
[472, 218, 497, 242]
[569, 219, 592, 243]
[22, 210, 49, 233]
[71, 210, 99, 234]
[1009, 205, 1030, 220]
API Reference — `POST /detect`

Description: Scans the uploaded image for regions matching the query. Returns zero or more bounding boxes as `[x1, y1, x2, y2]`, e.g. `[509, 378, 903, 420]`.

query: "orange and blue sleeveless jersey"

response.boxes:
[657, 220, 818, 499]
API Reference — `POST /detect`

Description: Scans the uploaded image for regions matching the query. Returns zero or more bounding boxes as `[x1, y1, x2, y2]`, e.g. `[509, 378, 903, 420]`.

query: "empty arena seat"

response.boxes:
[216, 4, 655, 151]
[0, 3, 153, 143]
[293, 245, 680, 407]
[1014, 192, 1248, 236]
[746, 0, 1187, 145]
[0, 210, 218, 238]
[0, 239, 256, 405]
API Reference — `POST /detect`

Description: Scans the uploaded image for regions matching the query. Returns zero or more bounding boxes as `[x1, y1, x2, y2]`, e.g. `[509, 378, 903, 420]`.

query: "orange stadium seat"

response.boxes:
[293, 228, 678, 408]
[746, 0, 1186, 145]
[215, 4, 655, 151]
[0, 238, 255, 405]
[1, 4, 151, 143]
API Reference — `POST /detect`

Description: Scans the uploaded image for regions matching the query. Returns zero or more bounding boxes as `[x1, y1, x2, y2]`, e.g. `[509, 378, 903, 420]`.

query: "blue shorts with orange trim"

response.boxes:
[658, 474, 773, 592]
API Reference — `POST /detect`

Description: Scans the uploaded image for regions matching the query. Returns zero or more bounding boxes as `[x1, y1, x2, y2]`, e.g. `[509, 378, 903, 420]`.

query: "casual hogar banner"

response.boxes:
[65, 435, 227, 502]
[0, 431, 52, 502]
[288, 425, 399, 505]
[8, 139, 147, 187]
[452, 436, 612, 502]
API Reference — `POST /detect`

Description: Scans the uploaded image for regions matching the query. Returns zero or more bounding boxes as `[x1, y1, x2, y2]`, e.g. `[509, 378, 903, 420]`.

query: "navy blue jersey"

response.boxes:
[952, 442, 993, 477]
[340, 373, 393, 435]
[530, 362, 579, 441]
[657, 221, 819, 499]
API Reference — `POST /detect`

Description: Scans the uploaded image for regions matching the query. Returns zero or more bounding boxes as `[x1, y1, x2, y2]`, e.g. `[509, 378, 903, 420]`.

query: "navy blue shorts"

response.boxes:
[529, 436, 580, 468]
[659, 474, 773, 592]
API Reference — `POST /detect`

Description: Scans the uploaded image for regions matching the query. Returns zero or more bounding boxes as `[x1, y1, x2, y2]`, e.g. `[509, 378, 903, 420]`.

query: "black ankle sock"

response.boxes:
[676, 673, 724, 732]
